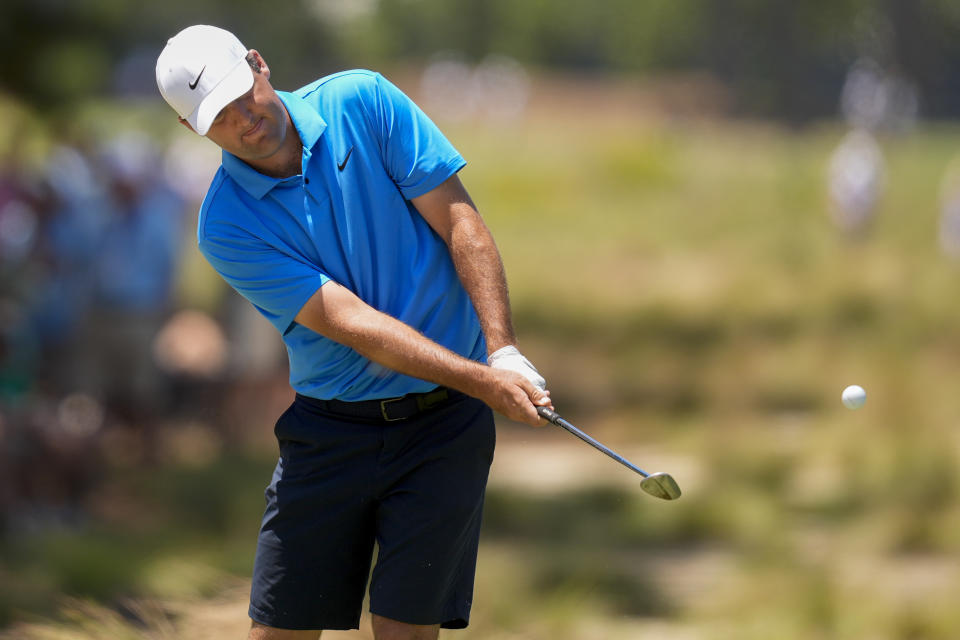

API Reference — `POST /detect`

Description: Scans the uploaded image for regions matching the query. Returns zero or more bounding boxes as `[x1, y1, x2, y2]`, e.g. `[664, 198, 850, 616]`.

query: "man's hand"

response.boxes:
[480, 367, 552, 427]
[488, 345, 546, 391]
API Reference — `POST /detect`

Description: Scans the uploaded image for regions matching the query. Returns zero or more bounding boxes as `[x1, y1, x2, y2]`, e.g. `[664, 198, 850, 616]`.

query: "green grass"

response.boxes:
[457, 115, 960, 638]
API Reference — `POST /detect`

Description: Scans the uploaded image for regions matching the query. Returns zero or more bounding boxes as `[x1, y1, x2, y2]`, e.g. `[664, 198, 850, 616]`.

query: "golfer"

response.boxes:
[156, 25, 551, 640]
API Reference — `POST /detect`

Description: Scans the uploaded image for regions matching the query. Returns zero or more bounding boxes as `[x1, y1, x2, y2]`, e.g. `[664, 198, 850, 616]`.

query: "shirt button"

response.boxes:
[304, 177, 310, 184]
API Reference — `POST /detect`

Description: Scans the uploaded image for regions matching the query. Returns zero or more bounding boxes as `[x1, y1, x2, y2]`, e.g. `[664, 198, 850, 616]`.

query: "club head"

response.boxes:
[640, 472, 682, 500]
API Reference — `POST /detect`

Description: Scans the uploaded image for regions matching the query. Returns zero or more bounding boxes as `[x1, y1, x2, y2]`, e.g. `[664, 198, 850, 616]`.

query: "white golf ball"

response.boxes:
[841, 385, 866, 409]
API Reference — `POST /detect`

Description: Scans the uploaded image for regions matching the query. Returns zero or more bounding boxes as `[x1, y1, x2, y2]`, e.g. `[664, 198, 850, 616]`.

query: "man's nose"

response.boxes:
[226, 99, 253, 125]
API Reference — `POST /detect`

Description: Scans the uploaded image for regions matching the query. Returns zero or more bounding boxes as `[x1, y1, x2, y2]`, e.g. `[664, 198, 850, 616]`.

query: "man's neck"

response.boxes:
[248, 113, 304, 179]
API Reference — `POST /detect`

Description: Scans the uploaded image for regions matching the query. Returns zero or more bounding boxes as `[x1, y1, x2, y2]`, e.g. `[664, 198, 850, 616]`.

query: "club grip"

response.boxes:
[537, 405, 562, 424]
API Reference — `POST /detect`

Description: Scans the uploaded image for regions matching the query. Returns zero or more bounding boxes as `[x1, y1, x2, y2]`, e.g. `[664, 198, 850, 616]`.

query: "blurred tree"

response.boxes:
[696, 0, 861, 122]
[2, 0, 960, 122]
[1, 2, 114, 109]
[887, 0, 960, 118]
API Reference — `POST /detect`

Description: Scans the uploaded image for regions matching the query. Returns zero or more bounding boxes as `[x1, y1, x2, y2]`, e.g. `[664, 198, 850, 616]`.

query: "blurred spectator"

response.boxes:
[0, 184, 39, 266]
[827, 129, 884, 238]
[0, 138, 45, 404]
[66, 133, 187, 455]
[1, 136, 105, 531]
[828, 53, 916, 240]
[840, 57, 919, 134]
[28, 142, 104, 384]
[2, 119, 288, 527]
[938, 157, 960, 260]
[420, 53, 529, 123]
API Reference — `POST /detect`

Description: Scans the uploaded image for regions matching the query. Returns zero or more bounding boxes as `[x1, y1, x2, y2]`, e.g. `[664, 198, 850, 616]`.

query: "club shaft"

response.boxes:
[538, 407, 650, 478]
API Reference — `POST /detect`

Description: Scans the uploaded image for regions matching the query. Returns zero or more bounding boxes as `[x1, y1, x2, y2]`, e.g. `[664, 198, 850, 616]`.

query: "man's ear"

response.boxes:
[178, 117, 197, 134]
[248, 49, 270, 80]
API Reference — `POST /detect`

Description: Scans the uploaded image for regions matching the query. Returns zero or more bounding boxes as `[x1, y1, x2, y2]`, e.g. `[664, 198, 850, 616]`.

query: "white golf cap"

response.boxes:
[156, 25, 254, 135]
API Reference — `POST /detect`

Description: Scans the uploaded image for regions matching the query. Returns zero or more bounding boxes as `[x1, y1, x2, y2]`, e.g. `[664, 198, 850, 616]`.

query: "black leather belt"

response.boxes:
[296, 387, 455, 422]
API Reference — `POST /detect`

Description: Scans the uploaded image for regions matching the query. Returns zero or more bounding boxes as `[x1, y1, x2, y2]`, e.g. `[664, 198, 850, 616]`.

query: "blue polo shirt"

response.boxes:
[198, 70, 485, 401]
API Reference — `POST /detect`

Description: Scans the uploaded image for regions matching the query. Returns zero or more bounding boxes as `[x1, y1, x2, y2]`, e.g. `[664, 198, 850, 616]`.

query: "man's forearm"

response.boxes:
[411, 176, 518, 355]
[293, 281, 544, 424]
[297, 282, 487, 395]
[445, 203, 517, 354]
[330, 301, 494, 399]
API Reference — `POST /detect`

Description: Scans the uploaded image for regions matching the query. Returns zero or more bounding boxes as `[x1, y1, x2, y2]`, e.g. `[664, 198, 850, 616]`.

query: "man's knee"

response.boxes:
[248, 620, 321, 640]
[371, 614, 439, 640]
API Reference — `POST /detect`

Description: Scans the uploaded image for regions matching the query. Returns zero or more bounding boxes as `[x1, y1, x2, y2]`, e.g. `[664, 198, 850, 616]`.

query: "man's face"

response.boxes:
[203, 59, 290, 167]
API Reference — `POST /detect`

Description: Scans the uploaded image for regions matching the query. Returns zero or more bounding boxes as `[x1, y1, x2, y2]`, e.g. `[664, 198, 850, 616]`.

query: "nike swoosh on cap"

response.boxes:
[189, 66, 206, 90]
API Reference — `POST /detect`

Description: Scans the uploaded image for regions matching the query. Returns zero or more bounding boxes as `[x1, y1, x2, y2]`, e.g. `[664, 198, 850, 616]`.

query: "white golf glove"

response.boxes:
[488, 345, 546, 391]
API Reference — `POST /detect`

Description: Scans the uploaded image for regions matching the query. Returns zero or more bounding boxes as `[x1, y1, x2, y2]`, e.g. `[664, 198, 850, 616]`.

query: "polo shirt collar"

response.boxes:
[221, 90, 328, 200]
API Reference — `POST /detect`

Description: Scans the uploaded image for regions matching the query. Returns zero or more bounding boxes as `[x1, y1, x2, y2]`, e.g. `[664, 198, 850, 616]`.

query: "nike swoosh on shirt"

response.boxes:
[189, 66, 206, 90]
[338, 146, 354, 171]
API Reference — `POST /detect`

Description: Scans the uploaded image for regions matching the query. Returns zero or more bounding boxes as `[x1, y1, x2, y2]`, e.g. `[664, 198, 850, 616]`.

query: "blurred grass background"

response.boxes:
[4, 2, 960, 638]
[4, 92, 960, 639]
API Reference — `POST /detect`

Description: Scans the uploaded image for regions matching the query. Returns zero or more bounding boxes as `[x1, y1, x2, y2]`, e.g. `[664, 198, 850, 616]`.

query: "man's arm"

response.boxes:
[412, 174, 546, 393]
[293, 280, 547, 425]
[411, 174, 515, 354]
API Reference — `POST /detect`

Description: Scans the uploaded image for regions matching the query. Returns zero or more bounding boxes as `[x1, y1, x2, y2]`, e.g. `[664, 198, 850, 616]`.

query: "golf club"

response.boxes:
[537, 406, 682, 500]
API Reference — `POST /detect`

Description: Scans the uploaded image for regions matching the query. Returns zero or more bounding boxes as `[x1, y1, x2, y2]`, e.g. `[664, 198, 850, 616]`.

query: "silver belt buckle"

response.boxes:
[380, 396, 407, 421]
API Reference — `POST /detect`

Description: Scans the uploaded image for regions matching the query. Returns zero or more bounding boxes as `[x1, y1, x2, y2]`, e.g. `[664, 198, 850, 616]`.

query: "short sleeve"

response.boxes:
[372, 73, 467, 199]
[199, 223, 330, 335]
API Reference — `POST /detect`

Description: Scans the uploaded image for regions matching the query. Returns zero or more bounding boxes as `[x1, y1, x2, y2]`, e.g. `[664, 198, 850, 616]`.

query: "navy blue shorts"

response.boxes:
[248, 388, 495, 631]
